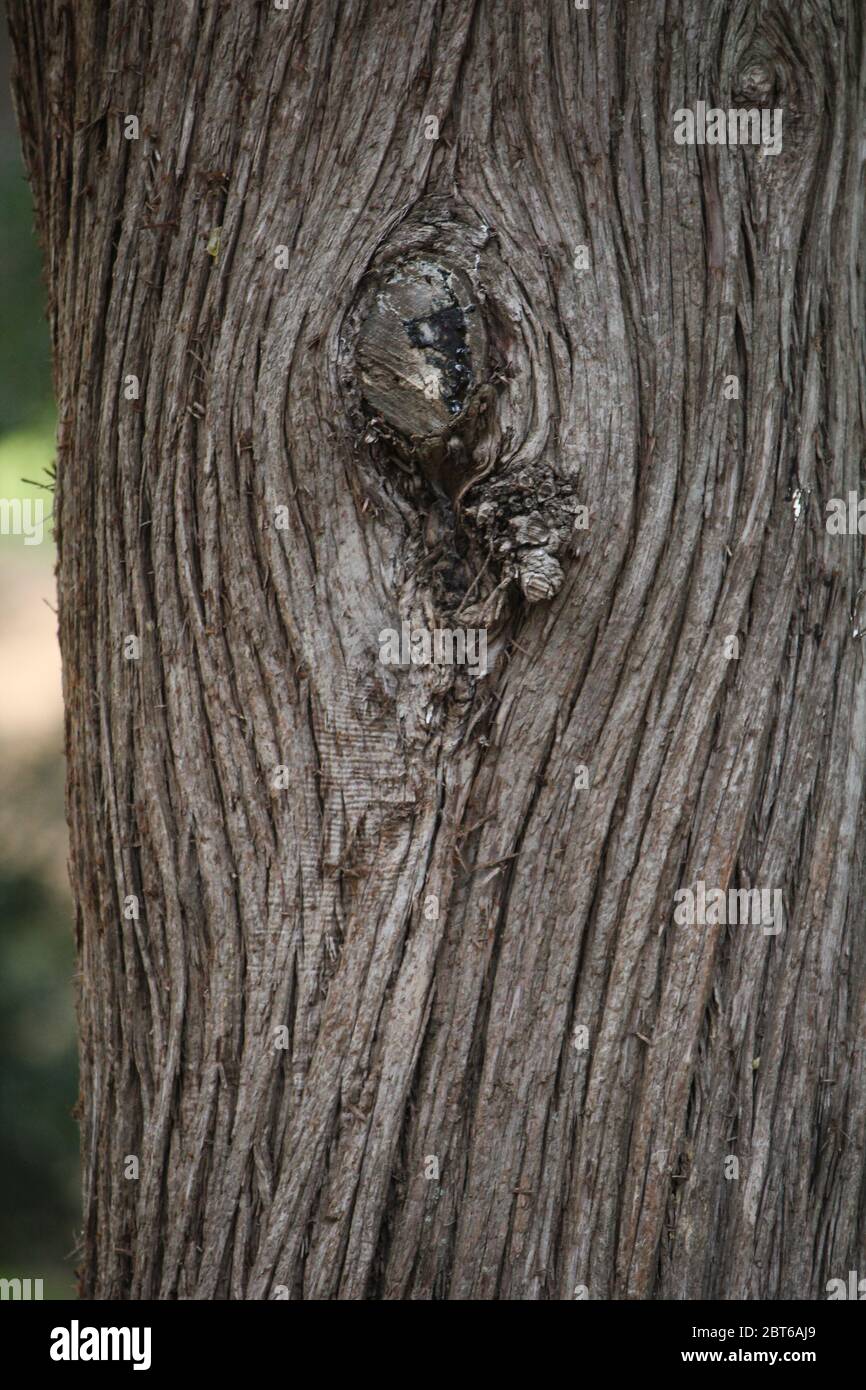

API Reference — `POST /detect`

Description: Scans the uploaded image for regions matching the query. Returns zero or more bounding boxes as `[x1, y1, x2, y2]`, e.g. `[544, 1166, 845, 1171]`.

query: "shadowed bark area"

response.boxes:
[8, 0, 866, 1299]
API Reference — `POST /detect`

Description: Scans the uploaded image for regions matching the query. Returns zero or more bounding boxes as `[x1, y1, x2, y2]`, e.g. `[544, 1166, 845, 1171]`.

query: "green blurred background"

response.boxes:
[0, 24, 79, 1298]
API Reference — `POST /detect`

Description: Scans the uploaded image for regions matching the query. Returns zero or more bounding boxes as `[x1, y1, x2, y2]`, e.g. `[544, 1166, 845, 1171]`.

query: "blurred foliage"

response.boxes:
[0, 25, 56, 543]
[0, 751, 79, 1299]
[0, 138, 53, 435]
[1, 36, 76, 1299]
[0, 420, 56, 555]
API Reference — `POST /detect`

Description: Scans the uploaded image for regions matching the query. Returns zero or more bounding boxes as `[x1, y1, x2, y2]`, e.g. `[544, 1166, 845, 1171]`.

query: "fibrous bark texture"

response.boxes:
[8, 0, 866, 1299]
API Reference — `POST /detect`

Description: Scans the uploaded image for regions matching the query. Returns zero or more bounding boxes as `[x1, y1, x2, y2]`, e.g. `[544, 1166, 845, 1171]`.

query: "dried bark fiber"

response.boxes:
[7, 0, 866, 1299]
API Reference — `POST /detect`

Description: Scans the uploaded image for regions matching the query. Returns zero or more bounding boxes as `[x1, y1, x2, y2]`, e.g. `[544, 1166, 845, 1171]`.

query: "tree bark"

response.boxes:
[8, 0, 866, 1300]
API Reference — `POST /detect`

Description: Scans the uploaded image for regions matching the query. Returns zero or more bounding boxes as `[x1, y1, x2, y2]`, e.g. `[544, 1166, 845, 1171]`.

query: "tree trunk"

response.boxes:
[8, 0, 866, 1300]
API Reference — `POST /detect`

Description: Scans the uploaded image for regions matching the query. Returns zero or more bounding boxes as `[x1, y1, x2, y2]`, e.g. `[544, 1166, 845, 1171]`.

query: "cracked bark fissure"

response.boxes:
[7, 0, 866, 1299]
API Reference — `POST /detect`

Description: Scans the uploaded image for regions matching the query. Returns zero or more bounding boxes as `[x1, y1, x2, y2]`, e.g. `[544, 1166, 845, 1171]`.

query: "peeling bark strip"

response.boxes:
[7, 0, 866, 1299]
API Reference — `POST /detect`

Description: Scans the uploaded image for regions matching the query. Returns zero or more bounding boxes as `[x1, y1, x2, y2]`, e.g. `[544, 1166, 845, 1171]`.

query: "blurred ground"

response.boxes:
[0, 552, 62, 741]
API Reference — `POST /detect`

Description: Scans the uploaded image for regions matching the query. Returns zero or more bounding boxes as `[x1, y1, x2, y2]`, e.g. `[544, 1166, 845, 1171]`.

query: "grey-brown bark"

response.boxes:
[7, 0, 866, 1299]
